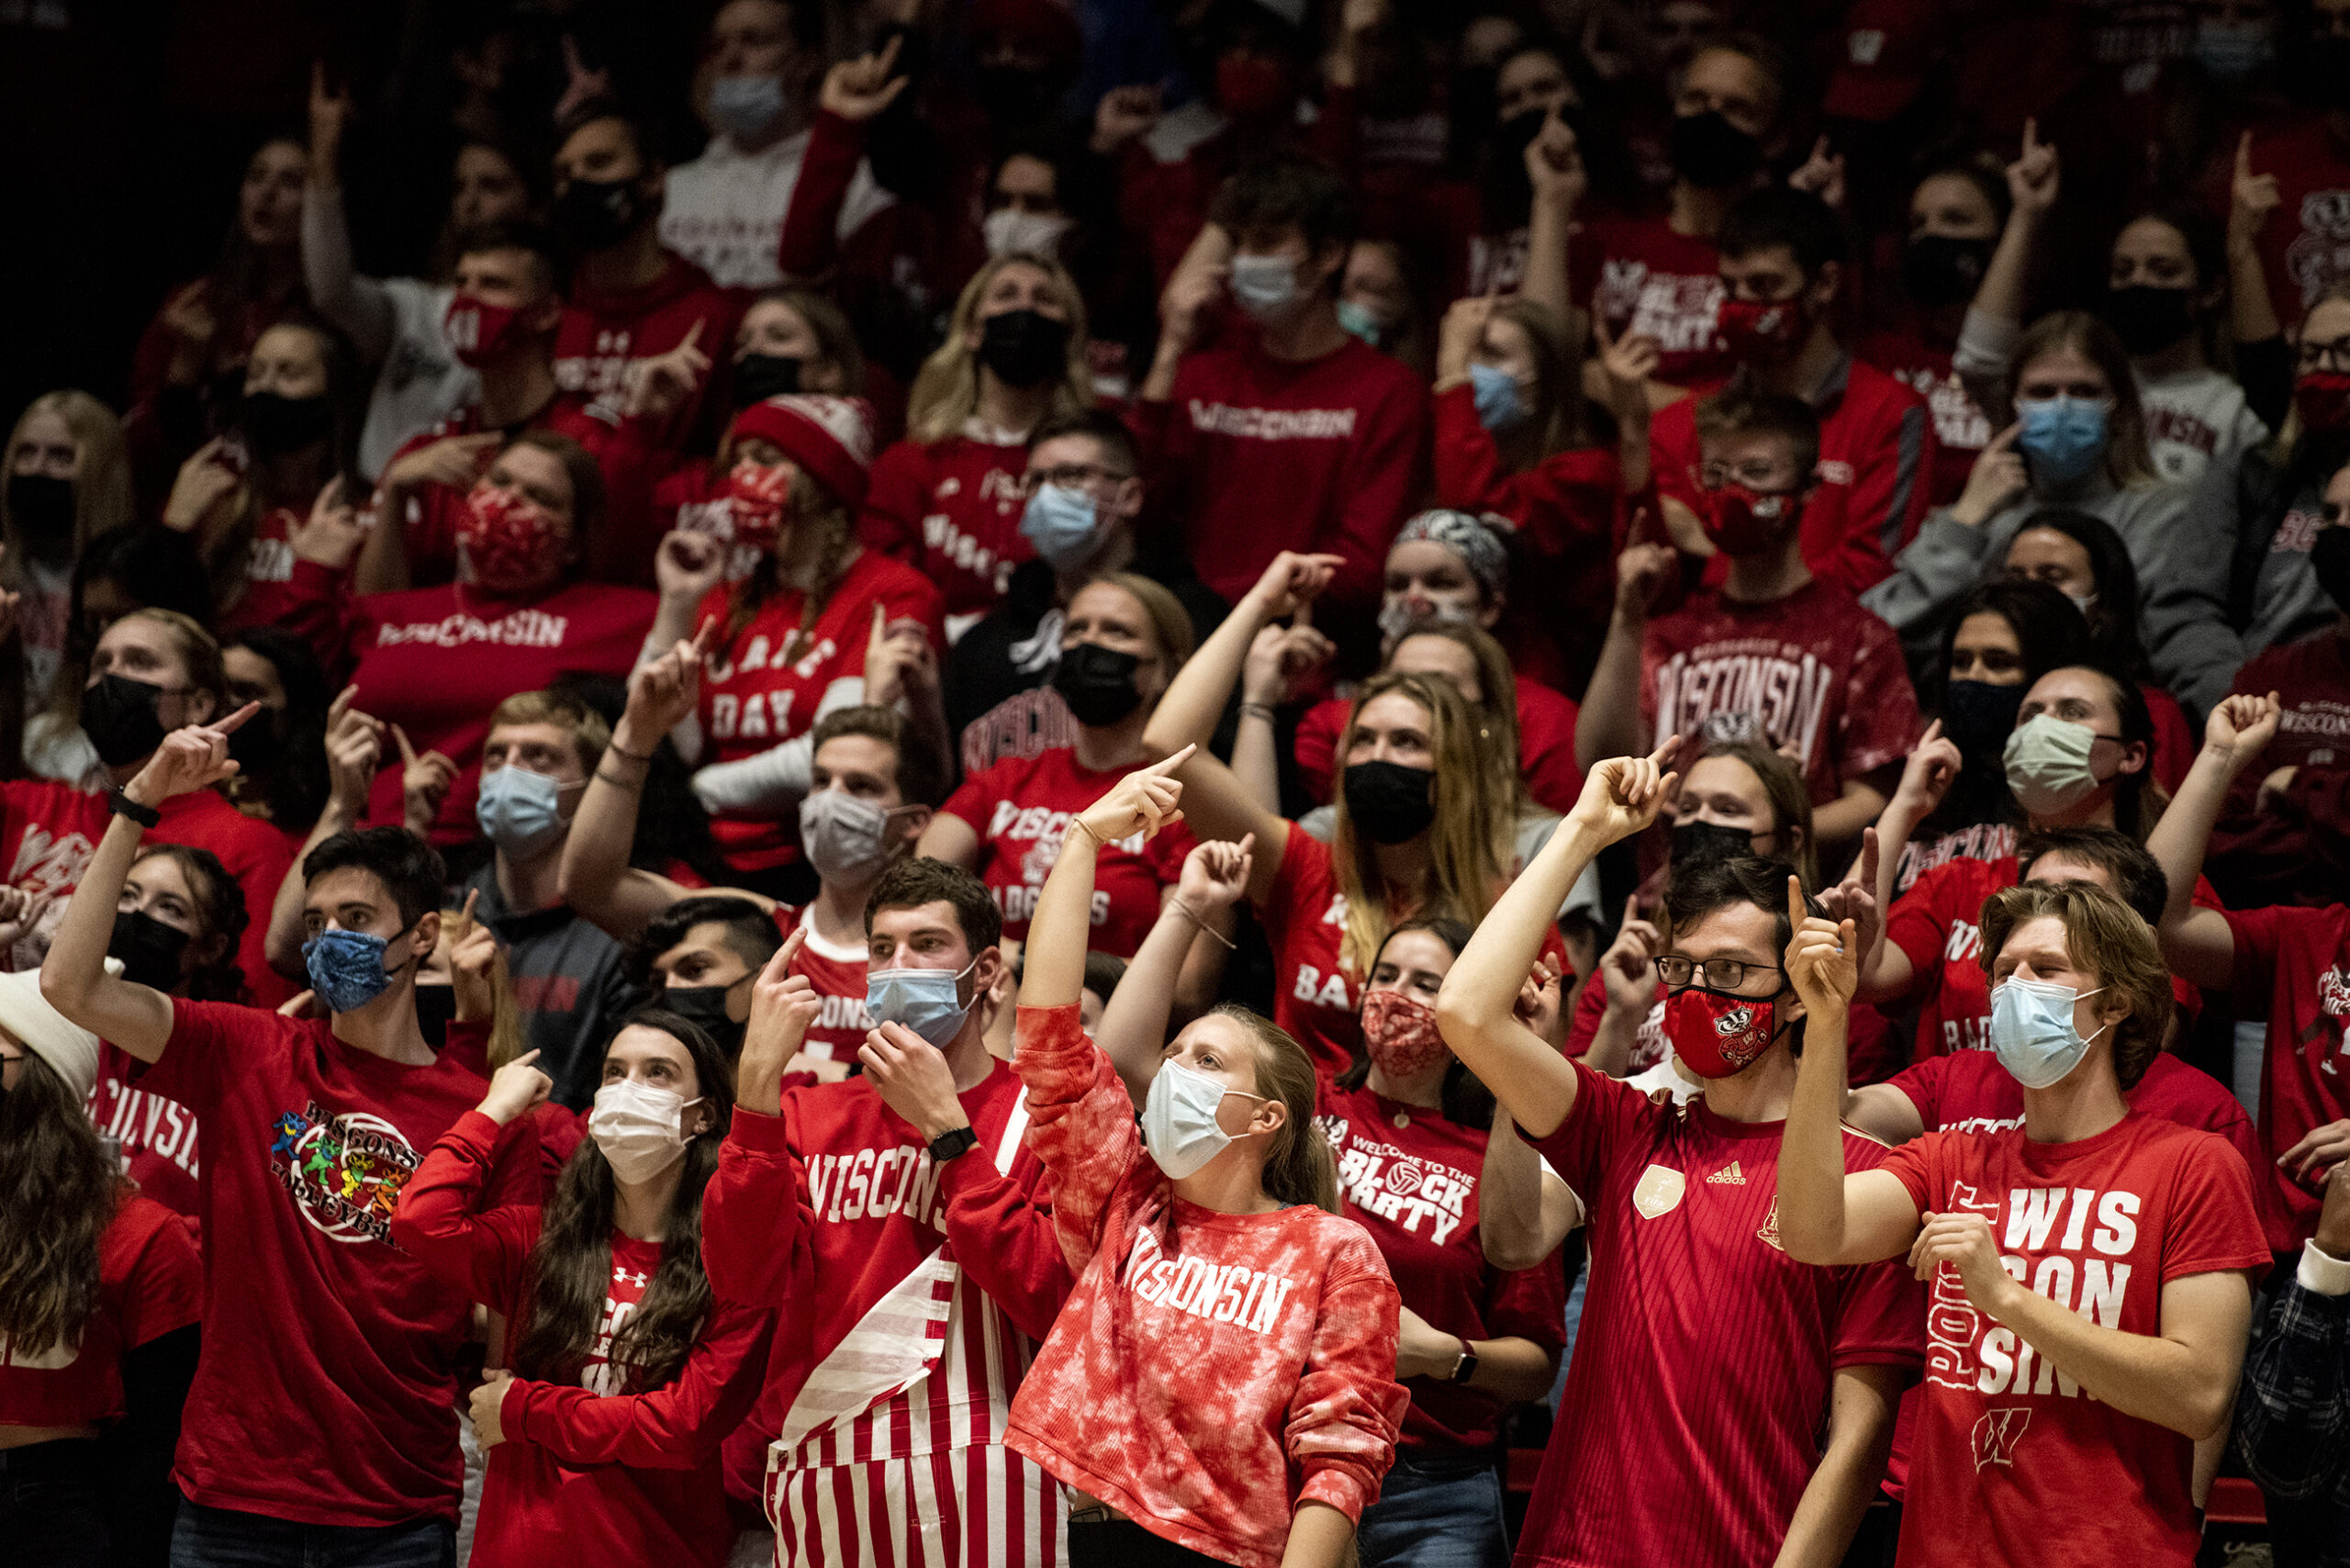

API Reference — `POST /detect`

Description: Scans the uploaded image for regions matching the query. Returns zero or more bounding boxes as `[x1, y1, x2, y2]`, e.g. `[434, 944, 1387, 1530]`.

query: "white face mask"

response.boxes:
[983, 207, 1074, 261]
[2002, 713, 2108, 816]
[1229, 253, 1303, 321]
[588, 1079, 703, 1184]
[1140, 1058, 1268, 1179]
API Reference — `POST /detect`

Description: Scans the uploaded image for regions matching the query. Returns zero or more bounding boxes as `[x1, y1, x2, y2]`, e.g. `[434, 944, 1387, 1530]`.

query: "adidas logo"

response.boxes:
[1706, 1161, 1748, 1186]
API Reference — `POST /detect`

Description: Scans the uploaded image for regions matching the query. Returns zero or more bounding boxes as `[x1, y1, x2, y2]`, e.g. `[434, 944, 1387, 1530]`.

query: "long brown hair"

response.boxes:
[509, 1010, 734, 1392]
[723, 465, 860, 666]
[1209, 1003, 1339, 1215]
[1329, 673, 1511, 972]
[0, 1053, 121, 1361]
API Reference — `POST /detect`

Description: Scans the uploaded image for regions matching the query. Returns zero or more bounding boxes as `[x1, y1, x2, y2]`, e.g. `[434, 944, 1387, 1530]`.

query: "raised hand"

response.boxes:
[1514, 955, 1568, 1048]
[1525, 110, 1587, 208]
[1157, 258, 1226, 359]
[821, 35, 910, 122]
[1075, 746, 1192, 846]
[1177, 833, 1255, 913]
[655, 529, 727, 607]
[1613, 541, 1678, 619]
[1787, 134, 1846, 209]
[741, 928, 821, 1110]
[1437, 295, 1497, 382]
[1890, 720, 1963, 819]
[1091, 84, 1162, 155]
[1568, 738, 1682, 846]
[863, 603, 935, 711]
[308, 60, 354, 172]
[290, 476, 370, 570]
[161, 282, 219, 385]
[627, 616, 717, 739]
[2007, 118, 2059, 218]
[1816, 826, 1884, 972]
[393, 724, 457, 835]
[2202, 689, 2282, 776]
[1240, 622, 1334, 707]
[1598, 917, 1661, 1015]
[162, 439, 246, 533]
[1243, 551, 1348, 622]
[126, 703, 261, 804]
[323, 686, 386, 816]
[1951, 423, 2026, 528]
[478, 1047, 553, 1125]
[448, 890, 498, 1022]
[1594, 310, 1661, 423]
[385, 431, 499, 493]
[1783, 874, 1857, 1021]
[0, 887, 52, 952]
[2232, 131, 2281, 252]
[623, 320, 713, 422]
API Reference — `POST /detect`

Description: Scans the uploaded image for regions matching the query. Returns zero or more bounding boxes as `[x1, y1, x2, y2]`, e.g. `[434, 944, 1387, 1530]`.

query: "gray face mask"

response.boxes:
[798, 789, 908, 884]
[2002, 713, 2109, 816]
[1229, 253, 1302, 321]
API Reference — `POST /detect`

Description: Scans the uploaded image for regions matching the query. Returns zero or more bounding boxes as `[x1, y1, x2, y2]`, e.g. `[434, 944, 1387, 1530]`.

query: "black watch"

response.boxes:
[108, 790, 161, 829]
[928, 1126, 979, 1164]
[1449, 1343, 1480, 1384]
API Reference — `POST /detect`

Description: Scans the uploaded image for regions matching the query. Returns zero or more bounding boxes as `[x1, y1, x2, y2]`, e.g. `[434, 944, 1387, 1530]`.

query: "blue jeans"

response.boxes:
[0, 1439, 106, 1568]
[170, 1498, 454, 1568]
[1356, 1455, 1508, 1568]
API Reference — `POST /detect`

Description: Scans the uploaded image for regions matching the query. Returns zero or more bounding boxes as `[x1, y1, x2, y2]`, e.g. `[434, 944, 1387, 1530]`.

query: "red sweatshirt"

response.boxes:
[699, 1067, 1073, 1553]
[1428, 383, 1624, 688]
[1651, 357, 1936, 598]
[859, 431, 1036, 626]
[276, 564, 655, 844]
[374, 397, 614, 588]
[390, 1111, 774, 1568]
[1005, 1005, 1405, 1568]
[554, 253, 736, 460]
[1133, 336, 1427, 618]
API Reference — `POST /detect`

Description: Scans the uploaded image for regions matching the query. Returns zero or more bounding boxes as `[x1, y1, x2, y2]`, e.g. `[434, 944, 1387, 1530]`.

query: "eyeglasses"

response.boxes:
[1653, 956, 1783, 992]
[2300, 336, 2350, 373]
[1020, 464, 1131, 496]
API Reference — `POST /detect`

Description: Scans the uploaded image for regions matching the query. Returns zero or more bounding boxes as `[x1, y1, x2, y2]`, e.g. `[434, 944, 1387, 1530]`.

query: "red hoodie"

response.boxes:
[554, 253, 736, 464]
[391, 1111, 774, 1568]
[1004, 1004, 1405, 1568]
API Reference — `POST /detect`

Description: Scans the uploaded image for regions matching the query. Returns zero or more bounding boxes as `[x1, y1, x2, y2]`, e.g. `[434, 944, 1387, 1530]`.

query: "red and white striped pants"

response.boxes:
[767, 1440, 1066, 1568]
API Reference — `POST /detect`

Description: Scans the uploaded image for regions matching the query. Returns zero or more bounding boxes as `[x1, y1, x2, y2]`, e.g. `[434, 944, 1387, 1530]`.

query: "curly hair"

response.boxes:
[0, 1054, 121, 1361]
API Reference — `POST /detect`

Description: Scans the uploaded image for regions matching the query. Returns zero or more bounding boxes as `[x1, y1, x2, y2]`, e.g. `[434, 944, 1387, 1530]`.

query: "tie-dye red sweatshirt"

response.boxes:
[1003, 1004, 1406, 1568]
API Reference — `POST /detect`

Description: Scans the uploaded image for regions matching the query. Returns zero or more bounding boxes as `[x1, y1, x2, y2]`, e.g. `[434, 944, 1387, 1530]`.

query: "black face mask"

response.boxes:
[1342, 759, 1437, 845]
[977, 308, 1070, 389]
[80, 673, 169, 767]
[6, 473, 74, 541]
[228, 706, 285, 771]
[2312, 524, 2350, 615]
[2105, 285, 2195, 356]
[976, 64, 1057, 128]
[1669, 818, 1762, 872]
[1669, 108, 1761, 189]
[1050, 642, 1145, 727]
[109, 908, 192, 991]
[241, 392, 334, 457]
[554, 176, 650, 252]
[734, 353, 804, 408]
[667, 981, 749, 1058]
[1902, 234, 1993, 308]
[414, 982, 458, 1050]
[1940, 678, 2031, 756]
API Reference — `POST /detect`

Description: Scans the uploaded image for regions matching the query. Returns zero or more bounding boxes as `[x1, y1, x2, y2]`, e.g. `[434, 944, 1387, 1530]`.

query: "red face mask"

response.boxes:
[725, 459, 793, 554]
[443, 294, 528, 370]
[460, 484, 563, 593]
[1361, 988, 1449, 1080]
[1662, 983, 1779, 1080]
[1696, 482, 1798, 556]
[1716, 297, 1804, 362]
[2297, 371, 2350, 435]
[1215, 53, 1290, 119]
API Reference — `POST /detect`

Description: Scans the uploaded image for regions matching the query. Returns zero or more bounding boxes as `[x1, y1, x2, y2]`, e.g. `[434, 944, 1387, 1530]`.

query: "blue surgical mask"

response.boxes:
[2193, 17, 2273, 84]
[709, 74, 788, 140]
[476, 767, 567, 857]
[1470, 362, 1528, 431]
[867, 956, 980, 1047]
[2015, 396, 2110, 486]
[303, 924, 416, 1015]
[1337, 298, 1383, 346]
[1990, 976, 2109, 1089]
[1229, 253, 1301, 320]
[1018, 482, 1102, 572]
[1140, 1058, 1269, 1180]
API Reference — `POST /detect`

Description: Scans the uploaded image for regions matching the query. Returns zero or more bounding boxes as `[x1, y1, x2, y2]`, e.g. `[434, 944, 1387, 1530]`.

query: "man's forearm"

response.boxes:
[1772, 1367, 1897, 1568]
[1579, 1003, 1645, 1077]
[1989, 1281, 2236, 1438]
[1777, 1004, 1856, 1264]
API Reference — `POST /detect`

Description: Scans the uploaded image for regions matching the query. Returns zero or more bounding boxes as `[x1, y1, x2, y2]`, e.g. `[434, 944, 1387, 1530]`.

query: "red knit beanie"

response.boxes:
[730, 395, 877, 510]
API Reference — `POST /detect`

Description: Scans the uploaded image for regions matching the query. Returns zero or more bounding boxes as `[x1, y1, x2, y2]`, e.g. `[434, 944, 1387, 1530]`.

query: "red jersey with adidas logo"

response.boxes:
[1521, 1061, 1921, 1568]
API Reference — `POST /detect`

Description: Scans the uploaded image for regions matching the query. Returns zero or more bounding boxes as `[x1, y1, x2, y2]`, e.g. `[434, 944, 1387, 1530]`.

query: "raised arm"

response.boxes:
[1852, 729, 1960, 1000]
[2230, 133, 2284, 350]
[2151, 691, 2278, 990]
[1574, 544, 1675, 770]
[1096, 835, 1252, 1101]
[734, 930, 818, 1118]
[301, 65, 394, 364]
[1143, 550, 1343, 757]
[1958, 119, 2058, 364]
[1777, 874, 1927, 1267]
[44, 706, 261, 1060]
[386, 1055, 552, 1298]
[1021, 749, 1192, 1013]
[1437, 743, 1679, 1138]
[1520, 110, 1583, 324]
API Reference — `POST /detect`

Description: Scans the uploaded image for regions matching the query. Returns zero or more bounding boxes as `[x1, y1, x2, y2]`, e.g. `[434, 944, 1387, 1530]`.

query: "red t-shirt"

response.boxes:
[1577, 217, 1730, 388]
[1639, 577, 1922, 808]
[1259, 829, 1569, 1081]
[1292, 681, 1584, 817]
[858, 431, 1035, 626]
[2247, 115, 2350, 316]
[1522, 1063, 1923, 1567]
[89, 1040, 204, 1236]
[0, 1192, 201, 1428]
[151, 787, 297, 1007]
[770, 907, 873, 1061]
[1876, 1115, 2269, 1566]
[2225, 902, 2350, 1242]
[1005, 1005, 1406, 1568]
[1651, 359, 1937, 598]
[693, 550, 945, 870]
[940, 746, 1196, 958]
[1315, 1081, 1565, 1452]
[1859, 330, 1992, 508]
[1886, 856, 2214, 1058]
[1133, 336, 1428, 616]
[134, 999, 537, 1526]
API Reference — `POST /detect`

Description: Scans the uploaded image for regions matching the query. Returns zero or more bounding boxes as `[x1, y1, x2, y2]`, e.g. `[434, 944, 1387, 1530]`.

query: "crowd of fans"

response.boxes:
[7, 0, 2350, 1565]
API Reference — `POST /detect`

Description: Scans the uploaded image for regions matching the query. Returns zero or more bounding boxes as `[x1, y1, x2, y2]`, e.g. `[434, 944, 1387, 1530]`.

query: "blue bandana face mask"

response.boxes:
[2015, 396, 2110, 486]
[303, 923, 418, 1015]
[1018, 482, 1102, 573]
[1990, 976, 2109, 1090]
[1469, 362, 1528, 431]
[867, 956, 980, 1047]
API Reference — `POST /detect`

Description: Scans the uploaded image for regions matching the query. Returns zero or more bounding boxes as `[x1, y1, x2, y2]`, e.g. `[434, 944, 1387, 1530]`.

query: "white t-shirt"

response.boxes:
[658, 129, 898, 290]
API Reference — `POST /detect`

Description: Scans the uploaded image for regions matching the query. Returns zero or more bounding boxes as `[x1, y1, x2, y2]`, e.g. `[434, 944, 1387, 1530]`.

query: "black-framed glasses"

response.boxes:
[2300, 336, 2350, 374]
[1653, 956, 1782, 992]
[1020, 464, 1131, 496]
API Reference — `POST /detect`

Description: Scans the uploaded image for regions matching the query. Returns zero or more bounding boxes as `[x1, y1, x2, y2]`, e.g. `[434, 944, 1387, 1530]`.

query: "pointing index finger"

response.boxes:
[1787, 873, 1807, 935]
[391, 724, 419, 768]
[205, 701, 262, 737]
[1146, 743, 1198, 776]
